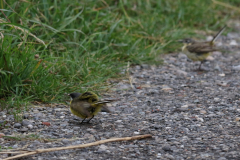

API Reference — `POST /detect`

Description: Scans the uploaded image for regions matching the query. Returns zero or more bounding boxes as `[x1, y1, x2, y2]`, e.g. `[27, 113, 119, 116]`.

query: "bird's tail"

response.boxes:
[94, 98, 120, 105]
[211, 26, 226, 44]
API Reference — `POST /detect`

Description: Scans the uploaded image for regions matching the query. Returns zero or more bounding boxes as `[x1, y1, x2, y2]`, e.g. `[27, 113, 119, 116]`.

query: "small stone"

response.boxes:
[216, 81, 228, 87]
[19, 128, 28, 132]
[229, 40, 238, 46]
[12, 144, 18, 149]
[32, 109, 39, 113]
[23, 114, 29, 119]
[115, 120, 122, 123]
[61, 139, 70, 144]
[0, 133, 5, 138]
[0, 120, 4, 125]
[161, 85, 173, 92]
[194, 99, 200, 103]
[165, 154, 174, 160]
[175, 69, 188, 76]
[214, 64, 222, 71]
[28, 124, 33, 129]
[22, 120, 33, 126]
[141, 64, 149, 69]
[162, 145, 172, 152]
[206, 36, 213, 41]
[98, 144, 109, 152]
[181, 105, 188, 109]
[212, 51, 222, 56]
[195, 116, 204, 122]
[33, 140, 40, 144]
[232, 65, 240, 71]
[14, 123, 22, 128]
[214, 98, 221, 103]
[200, 110, 207, 114]
[35, 112, 43, 117]
[135, 65, 141, 70]
[235, 117, 240, 122]
[178, 53, 187, 59]
[73, 127, 80, 131]
[157, 153, 162, 158]
[194, 89, 202, 93]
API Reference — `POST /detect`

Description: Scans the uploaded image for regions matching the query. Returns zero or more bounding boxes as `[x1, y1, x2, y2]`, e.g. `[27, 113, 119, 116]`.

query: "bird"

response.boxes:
[179, 26, 226, 70]
[68, 91, 118, 123]
[69, 92, 113, 113]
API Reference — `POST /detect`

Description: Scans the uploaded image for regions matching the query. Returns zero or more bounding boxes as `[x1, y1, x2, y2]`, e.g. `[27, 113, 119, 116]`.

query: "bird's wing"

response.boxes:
[94, 98, 119, 105]
[71, 100, 92, 117]
[187, 42, 218, 54]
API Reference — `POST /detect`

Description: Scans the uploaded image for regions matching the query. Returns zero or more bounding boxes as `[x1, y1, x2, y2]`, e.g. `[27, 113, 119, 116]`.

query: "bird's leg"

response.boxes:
[87, 115, 94, 123]
[81, 117, 86, 123]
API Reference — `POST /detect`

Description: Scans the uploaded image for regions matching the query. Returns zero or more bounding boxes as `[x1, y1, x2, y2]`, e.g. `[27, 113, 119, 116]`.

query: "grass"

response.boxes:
[0, 0, 239, 113]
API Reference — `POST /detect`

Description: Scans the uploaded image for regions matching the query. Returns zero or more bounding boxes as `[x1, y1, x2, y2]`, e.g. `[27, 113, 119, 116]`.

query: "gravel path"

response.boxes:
[1, 31, 240, 160]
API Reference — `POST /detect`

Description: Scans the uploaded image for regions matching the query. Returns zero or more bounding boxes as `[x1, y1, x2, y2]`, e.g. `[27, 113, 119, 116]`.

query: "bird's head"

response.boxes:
[178, 38, 195, 45]
[68, 92, 81, 100]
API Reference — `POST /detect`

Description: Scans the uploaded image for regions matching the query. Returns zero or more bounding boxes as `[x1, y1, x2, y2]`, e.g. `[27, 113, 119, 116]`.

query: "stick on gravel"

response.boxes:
[3, 134, 152, 160]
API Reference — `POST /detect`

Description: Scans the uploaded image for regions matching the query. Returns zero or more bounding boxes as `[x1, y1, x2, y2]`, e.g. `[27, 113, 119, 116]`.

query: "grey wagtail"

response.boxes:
[179, 26, 226, 70]
[68, 91, 118, 123]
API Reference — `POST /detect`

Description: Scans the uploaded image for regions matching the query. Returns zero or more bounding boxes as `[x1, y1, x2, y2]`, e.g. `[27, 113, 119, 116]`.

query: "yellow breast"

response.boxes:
[70, 107, 86, 119]
[70, 104, 102, 119]
[182, 45, 210, 62]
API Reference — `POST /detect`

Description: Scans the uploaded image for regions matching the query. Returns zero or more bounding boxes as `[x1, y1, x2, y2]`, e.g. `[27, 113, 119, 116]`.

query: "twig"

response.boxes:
[212, 0, 240, 12]
[0, 10, 11, 23]
[2, 134, 152, 160]
[0, 151, 29, 154]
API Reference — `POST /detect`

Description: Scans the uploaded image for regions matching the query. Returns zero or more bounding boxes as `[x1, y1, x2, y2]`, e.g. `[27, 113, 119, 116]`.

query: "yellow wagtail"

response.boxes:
[68, 91, 118, 123]
[179, 26, 226, 70]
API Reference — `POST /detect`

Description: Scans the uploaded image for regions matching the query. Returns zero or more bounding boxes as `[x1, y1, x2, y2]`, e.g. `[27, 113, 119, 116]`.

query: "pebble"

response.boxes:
[0, 133, 5, 138]
[19, 128, 28, 132]
[181, 105, 188, 109]
[13, 123, 22, 128]
[61, 139, 70, 144]
[229, 40, 238, 46]
[22, 120, 33, 126]
[175, 69, 188, 76]
[12, 144, 18, 149]
[232, 65, 240, 71]
[162, 145, 173, 152]
[98, 144, 109, 152]
[28, 124, 33, 129]
[235, 117, 240, 122]
[214, 98, 221, 103]
[23, 114, 29, 119]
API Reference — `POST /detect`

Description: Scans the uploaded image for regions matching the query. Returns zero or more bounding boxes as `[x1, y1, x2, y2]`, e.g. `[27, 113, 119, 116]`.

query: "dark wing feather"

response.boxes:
[187, 42, 218, 54]
[71, 100, 92, 117]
